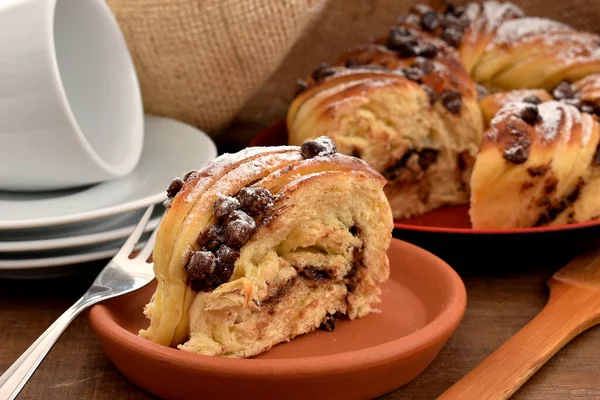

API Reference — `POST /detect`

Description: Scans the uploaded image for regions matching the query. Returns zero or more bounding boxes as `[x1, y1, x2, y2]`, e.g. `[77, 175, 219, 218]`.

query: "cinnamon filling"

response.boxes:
[382, 148, 439, 182]
[534, 178, 584, 226]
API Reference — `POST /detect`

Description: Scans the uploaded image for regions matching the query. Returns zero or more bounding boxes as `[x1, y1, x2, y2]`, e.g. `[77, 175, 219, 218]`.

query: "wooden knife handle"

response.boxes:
[438, 280, 600, 400]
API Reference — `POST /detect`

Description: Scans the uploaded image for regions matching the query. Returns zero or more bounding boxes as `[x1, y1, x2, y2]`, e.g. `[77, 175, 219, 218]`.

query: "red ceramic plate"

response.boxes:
[88, 238, 466, 400]
[249, 122, 600, 266]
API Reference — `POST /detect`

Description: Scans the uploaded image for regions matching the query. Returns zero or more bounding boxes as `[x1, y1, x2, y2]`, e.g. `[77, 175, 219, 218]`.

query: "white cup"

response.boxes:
[0, 0, 144, 191]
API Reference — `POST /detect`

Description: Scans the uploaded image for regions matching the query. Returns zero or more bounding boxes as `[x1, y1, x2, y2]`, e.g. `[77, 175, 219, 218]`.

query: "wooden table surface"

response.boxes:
[2, 254, 599, 400]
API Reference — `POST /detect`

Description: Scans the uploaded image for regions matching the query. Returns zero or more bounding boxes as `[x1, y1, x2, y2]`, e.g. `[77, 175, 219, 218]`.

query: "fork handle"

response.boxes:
[438, 280, 600, 400]
[0, 295, 92, 400]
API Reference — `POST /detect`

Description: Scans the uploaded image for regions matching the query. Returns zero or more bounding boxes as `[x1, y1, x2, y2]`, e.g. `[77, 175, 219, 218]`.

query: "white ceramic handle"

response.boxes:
[0, 296, 90, 399]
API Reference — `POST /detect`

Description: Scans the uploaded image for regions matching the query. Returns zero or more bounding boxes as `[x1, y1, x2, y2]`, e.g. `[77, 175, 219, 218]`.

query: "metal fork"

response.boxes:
[0, 205, 160, 400]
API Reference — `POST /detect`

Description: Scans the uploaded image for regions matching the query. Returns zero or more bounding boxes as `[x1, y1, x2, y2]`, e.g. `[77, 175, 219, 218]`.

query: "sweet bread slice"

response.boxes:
[140, 137, 393, 357]
[469, 100, 600, 228]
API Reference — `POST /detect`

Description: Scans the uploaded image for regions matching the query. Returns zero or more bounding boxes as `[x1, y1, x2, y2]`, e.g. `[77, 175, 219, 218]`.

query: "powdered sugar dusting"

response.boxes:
[489, 101, 528, 126]
[185, 149, 301, 203]
[492, 17, 572, 46]
[481, 1, 524, 33]
[490, 89, 545, 104]
[463, 1, 524, 45]
[537, 102, 565, 141]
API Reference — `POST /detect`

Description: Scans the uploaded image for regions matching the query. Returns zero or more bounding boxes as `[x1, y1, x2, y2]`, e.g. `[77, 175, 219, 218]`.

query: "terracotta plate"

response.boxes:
[88, 238, 466, 400]
[249, 122, 600, 266]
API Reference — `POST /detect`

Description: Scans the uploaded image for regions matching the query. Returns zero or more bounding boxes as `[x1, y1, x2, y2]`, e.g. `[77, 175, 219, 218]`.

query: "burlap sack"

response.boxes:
[106, 0, 326, 137]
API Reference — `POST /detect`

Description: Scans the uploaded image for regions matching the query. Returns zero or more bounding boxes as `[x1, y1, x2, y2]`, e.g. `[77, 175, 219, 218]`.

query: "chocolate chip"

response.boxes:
[215, 245, 240, 267]
[294, 79, 309, 96]
[527, 165, 548, 177]
[213, 195, 241, 219]
[476, 84, 489, 99]
[421, 84, 439, 106]
[417, 42, 438, 58]
[444, 2, 456, 14]
[224, 211, 256, 249]
[186, 251, 216, 281]
[441, 28, 462, 47]
[300, 267, 331, 281]
[183, 170, 197, 182]
[552, 81, 575, 100]
[421, 11, 440, 31]
[237, 187, 274, 217]
[386, 29, 418, 57]
[519, 104, 540, 125]
[212, 262, 234, 288]
[166, 178, 184, 198]
[301, 136, 337, 158]
[444, 2, 464, 16]
[544, 176, 558, 194]
[224, 209, 254, 225]
[344, 58, 361, 68]
[522, 95, 541, 105]
[418, 149, 439, 170]
[312, 63, 335, 81]
[414, 57, 435, 74]
[320, 312, 339, 332]
[503, 136, 531, 164]
[200, 224, 225, 252]
[450, 5, 465, 17]
[404, 66, 424, 82]
[441, 89, 462, 114]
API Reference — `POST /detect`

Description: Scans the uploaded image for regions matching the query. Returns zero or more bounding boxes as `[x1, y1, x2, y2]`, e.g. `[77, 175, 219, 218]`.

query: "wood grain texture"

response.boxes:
[438, 279, 600, 399]
[1, 258, 600, 399]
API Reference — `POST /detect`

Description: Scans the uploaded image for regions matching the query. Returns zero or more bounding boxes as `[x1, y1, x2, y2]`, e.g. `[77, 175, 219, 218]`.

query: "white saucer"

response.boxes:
[0, 239, 148, 279]
[0, 115, 217, 230]
[0, 235, 149, 269]
[0, 205, 163, 252]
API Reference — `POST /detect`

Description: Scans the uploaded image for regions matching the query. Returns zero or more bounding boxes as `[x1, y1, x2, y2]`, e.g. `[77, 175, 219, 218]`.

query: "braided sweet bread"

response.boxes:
[140, 137, 393, 357]
[288, 27, 484, 220]
[287, 0, 600, 228]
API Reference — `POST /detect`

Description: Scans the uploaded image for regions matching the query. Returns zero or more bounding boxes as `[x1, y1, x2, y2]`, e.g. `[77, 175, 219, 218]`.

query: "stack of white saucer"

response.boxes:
[0, 0, 217, 278]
